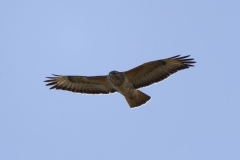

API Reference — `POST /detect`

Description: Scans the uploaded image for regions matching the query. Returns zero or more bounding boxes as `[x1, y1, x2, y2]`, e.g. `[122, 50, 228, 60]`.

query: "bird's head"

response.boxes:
[108, 71, 125, 84]
[109, 70, 125, 80]
[109, 71, 120, 78]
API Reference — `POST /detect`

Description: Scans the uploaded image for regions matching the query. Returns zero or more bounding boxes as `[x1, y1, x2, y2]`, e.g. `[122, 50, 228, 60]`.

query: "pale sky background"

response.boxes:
[1, 1, 240, 160]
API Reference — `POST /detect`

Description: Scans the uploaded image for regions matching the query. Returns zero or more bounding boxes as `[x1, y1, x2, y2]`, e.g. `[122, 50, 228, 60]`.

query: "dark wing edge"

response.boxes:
[168, 55, 196, 68]
[44, 74, 116, 94]
[124, 55, 196, 89]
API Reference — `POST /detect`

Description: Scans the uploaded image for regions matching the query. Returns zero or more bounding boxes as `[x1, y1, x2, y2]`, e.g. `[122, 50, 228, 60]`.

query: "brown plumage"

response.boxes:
[44, 55, 196, 108]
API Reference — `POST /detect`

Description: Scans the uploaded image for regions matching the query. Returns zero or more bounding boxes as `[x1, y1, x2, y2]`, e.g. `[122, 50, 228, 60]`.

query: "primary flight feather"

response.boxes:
[44, 55, 196, 108]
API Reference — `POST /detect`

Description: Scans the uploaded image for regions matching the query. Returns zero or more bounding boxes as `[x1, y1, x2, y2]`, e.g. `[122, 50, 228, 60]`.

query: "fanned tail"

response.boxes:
[125, 90, 151, 108]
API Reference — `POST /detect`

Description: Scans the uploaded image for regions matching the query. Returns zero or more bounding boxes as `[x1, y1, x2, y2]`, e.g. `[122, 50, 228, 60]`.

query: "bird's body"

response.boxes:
[108, 71, 133, 97]
[44, 55, 196, 108]
[108, 71, 151, 107]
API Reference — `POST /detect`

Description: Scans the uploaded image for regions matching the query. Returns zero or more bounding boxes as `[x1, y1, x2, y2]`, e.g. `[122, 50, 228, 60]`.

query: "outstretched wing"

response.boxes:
[124, 55, 196, 89]
[44, 74, 116, 94]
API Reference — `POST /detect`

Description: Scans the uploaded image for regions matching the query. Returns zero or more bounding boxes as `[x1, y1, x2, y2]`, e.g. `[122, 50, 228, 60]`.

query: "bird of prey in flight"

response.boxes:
[44, 55, 196, 108]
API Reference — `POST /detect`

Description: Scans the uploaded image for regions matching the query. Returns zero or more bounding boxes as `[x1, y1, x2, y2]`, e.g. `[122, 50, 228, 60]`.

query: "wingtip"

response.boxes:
[50, 85, 58, 89]
[177, 55, 191, 59]
[52, 74, 61, 76]
[172, 55, 196, 67]
[170, 55, 181, 59]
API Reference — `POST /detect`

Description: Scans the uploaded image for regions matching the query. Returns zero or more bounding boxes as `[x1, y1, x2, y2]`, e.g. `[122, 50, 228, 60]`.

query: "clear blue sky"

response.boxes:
[1, 1, 240, 160]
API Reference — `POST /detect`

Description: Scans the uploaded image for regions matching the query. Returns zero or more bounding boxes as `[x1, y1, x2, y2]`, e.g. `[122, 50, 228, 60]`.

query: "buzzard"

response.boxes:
[44, 55, 195, 108]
